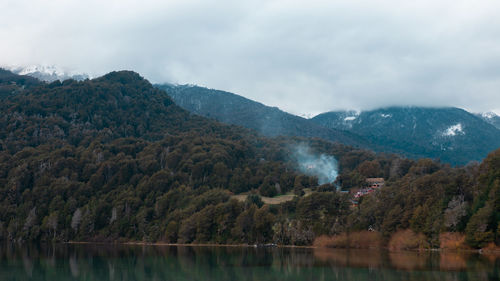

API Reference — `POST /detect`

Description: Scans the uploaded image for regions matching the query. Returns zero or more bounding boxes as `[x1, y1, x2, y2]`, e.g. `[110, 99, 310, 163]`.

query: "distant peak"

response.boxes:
[99, 71, 146, 84]
[481, 112, 498, 119]
[4, 64, 89, 82]
[18, 65, 64, 76]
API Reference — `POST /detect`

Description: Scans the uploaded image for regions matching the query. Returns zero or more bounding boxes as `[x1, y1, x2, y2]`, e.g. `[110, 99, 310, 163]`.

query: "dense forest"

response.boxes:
[0, 69, 498, 250]
[156, 83, 500, 166]
[156, 83, 369, 148]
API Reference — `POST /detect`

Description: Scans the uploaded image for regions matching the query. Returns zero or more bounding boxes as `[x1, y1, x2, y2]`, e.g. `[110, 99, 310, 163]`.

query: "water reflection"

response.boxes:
[0, 244, 498, 281]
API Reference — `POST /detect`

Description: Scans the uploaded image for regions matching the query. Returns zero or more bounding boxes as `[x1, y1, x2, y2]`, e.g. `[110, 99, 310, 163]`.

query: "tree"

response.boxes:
[443, 196, 468, 231]
[43, 212, 58, 240]
[71, 208, 82, 233]
[165, 221, 179, 243]
[253, 206, 274, 243]
[358, 160, 381, 178]
[465, 202, 495, 248]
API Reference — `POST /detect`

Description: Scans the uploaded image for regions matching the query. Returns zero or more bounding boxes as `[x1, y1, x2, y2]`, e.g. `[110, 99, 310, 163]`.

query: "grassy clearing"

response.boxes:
[231, 188, 314, 205]
[261, 194, 296, 204]
[231, 194, 249, 202]
[302, 188, 313, 196]
[231, 190, 315, 205]
[231, 193, 297, 205]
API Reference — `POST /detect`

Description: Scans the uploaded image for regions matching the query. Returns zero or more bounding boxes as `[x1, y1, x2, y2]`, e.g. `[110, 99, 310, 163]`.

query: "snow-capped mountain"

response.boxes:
[155, 81, 500, 165]
[6, 65, 89, 82]
[476, 112, 500, 130]
[312, 107, 500, 165]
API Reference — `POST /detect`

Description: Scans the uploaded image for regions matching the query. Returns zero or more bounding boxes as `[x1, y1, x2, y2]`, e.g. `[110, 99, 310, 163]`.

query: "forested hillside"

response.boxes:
[156, 84, 369, 148]
[312, 107, 500, 165]
[0, 69, 498, 250]
[0, 70, 310, 243]
[156, 83, 500, 166]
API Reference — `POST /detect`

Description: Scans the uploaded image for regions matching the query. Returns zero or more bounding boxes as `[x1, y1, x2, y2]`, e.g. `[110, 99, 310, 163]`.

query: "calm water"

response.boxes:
[0, 244, 499, 281]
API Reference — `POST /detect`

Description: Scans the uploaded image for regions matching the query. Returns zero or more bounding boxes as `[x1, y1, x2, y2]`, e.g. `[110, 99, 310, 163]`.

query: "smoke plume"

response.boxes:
[291, 144, 338, 185]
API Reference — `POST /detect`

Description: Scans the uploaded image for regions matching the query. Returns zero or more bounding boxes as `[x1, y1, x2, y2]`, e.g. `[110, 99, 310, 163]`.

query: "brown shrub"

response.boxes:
[349, 231, 383, 249]
[388, 229, 429, 251]
[481, 242, 500, 254]
[313, 234, 349, 248]
[439, 232, 468, 250]
[313, 231, 382, 249]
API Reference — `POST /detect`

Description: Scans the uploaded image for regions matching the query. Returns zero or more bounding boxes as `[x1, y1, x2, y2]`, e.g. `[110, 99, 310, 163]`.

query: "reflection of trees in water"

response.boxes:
[0, 244, 499, 281]
[313, 248, 500, 281]
[439, 252, 467, 271]
[314, 248, 383, 268]
[388, 251, 430, 271]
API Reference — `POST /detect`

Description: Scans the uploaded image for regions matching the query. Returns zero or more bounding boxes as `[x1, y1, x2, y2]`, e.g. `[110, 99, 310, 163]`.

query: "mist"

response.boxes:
[291, 144, 338, 185]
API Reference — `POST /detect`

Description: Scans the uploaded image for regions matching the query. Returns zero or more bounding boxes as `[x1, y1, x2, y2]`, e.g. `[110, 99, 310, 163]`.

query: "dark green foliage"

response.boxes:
[0, 69, 499, 248]
[246, 194, 264, 208]
[0, 70, 309, 244]
[296, 192, 350, 235]
[465, 149, 500, 247]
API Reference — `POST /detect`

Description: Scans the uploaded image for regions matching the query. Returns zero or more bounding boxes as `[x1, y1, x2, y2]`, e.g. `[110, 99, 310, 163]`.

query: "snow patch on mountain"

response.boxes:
[300, 113, 314, 119]
[443, 123, 464, 136]
[481, 112, 498, 119]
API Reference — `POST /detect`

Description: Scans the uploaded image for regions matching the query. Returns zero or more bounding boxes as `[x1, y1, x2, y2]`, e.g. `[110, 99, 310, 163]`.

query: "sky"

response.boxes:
[2, 0, 500, 116]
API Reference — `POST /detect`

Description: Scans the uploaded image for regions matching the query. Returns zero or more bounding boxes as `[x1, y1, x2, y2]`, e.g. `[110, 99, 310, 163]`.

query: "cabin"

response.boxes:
[366, 178, 384, 189]
[352, 178, 385, 199]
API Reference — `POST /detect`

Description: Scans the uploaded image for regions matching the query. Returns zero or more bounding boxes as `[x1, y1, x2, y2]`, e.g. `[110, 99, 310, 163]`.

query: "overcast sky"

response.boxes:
[2, 0, 500, 116]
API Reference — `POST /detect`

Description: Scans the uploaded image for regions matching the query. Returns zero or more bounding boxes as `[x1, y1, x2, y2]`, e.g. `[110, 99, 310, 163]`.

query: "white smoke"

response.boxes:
[291, 144, 338, 185]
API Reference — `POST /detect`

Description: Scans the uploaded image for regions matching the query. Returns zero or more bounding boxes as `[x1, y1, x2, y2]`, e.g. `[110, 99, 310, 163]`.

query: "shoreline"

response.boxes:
[63, 241, 500, 254]
[66, 241, 316, 249]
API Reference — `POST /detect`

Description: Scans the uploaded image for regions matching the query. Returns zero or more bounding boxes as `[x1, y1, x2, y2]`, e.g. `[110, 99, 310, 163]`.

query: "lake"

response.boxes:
[0, 244, 498, 280]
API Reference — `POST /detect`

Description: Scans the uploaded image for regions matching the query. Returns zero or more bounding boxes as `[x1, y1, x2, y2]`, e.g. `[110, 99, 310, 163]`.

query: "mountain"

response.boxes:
[312, 107, 500, 165]
[7, 65, 89, 82]
[0, 69, 498, 250]
[155, 84, 500, 165]
[0, 68, 40, 86]
[155, 84, 369, 148]
[476, 112, 500, 130]
[0, 68, 42, 99]
[4, 68, 385, 244]
[0, 69, 311, 243]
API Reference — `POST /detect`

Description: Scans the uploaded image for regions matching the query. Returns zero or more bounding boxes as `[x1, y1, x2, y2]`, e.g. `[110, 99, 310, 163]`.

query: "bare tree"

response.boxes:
[71, 208, 82, 232]
[444, 196, 468, 231]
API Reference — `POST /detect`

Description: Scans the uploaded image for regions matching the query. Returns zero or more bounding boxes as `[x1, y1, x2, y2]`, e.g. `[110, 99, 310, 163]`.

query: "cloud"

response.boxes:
[1, 0, 500, 115]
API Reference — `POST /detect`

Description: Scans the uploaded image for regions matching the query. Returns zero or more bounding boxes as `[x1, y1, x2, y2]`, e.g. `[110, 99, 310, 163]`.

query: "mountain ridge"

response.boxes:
[157, 83, 500, 165]
[476, 112, 500, 130]
[155, 84, 371, 148]
[312, 107, 500, 165]
[5, 65, 90, 82]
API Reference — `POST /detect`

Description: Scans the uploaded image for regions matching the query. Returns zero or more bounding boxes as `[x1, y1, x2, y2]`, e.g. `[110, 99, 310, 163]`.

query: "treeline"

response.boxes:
[0, 69, 498, 249]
